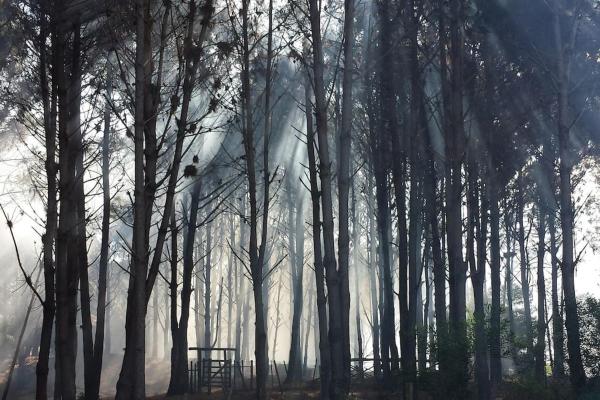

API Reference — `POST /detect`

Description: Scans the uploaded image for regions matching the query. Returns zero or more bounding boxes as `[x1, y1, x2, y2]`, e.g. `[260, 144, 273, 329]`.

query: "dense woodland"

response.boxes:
[1, 0, 600, 399]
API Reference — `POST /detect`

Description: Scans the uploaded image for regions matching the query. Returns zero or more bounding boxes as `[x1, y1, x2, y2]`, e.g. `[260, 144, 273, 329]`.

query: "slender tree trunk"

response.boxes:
[152, 288, 158, 359]
[337, 0, 355, 390]
[376, 0, 405, 381]
[535, 203, 547, 383]
[37, 7, 57, 398]
[467, 164, 490, 400]
[204, 220, 212, 347]
[553, 6, 586, 390]
[517, 180, 534, 360]
[115, 0, 148, 395]
[549, 215, 564, 377]
[195, 227, 203, 348]
[106, 268, 112, 357]
[444, 0, 468, 393]
[287, 191, 305, 383]
[168, 205, 179, 390]
[305, 73, 331, 400]
[421, 243, 431, 372]
[307, 1, 346, 397]
[272, 277, 283, 361]
[303, 285, 314, 377]
[168, 178, 201, 394]
[352, 180, 364, 380]
[367, 175, 381, 378]
[227, 215, 235, 347]
[405, 1, 423, 390]
[424, 132, 446, 373]
[489, 186, 502, 386]
[235, 196, 245, 362]
[504, 210, 517, 360]
[164, 277, 170, 360]
[87, 64, 113, 399]
[55, 17, 81, 399]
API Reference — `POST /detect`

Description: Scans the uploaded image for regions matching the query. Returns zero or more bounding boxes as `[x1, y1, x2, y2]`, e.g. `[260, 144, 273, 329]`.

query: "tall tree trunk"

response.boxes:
[168, 178, 201, 394]
[227, 215, 235, 347]
[37, 6, 58, 398]
[239, 0, 272, 397]
[367, 174, 381, 378]
[420, 243, 431, 373]
[307, 0, 346, 397]
[467, 164, 490, 400]
[115, 0, 149, 395]
[168, 205, 179, 389]
[489, 186, 502, 387]
[535, 203, 547, 383]
[164, 276, 170, 360]
[424, 129, 446, 373]
[553, 5, 586, 390]
[517, 180, 534, 360]
[287, 189, 305, 383]
[195, 225, 203, 348]
[235, 196, 245, 361]
[375, 0, 405, 384]
[303, 285, 314, 377]
[444, 0, 468, 393]
[405, 1, 424, 391]
[504, 209, 517, 360]
[352, 179, 364, 381]
[106, 267, 112, 357]
[204, 220, 212, 347]
[305, 73, 331, 400]
[152, 288, 158, 359]
[549, 213, 564, 377]
[337, 0, 355, 390]
[89, 64, 113, 398]
[271, 277, 282, 360]
[55, 17, 81, 399]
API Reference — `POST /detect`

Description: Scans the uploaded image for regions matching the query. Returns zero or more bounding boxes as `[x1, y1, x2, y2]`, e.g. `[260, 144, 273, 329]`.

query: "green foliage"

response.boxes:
[578, 296, 600, 378]
[500, 376, 574, 400]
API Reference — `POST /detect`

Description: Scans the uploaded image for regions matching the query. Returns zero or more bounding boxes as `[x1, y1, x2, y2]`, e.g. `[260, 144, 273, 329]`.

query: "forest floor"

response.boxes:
[4, 356, 600, 399]
[135, 378, 600, 400]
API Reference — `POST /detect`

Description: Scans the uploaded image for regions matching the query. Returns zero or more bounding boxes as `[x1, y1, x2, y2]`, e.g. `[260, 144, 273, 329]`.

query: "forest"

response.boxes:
[0, 0, 600, 399]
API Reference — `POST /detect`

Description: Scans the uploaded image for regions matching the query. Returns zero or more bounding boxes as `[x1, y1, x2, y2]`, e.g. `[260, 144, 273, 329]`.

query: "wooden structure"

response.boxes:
[188, 347, 236, 393]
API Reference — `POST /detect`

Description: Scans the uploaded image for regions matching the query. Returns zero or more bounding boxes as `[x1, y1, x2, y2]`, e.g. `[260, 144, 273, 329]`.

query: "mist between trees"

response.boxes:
[0, 0, 600, 399]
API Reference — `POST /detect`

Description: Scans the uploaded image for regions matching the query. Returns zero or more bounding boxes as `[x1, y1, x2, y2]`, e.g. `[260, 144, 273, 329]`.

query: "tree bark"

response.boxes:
[304, 73, 331, 400]
[535, 203, 547, 383]
[444, 0, 468, 393]
[549, 213, 565, 377]
[307, 1, 346, 397]
[367, 174, 381, 378]
[287, 187, 305, 383]
[517, 179, 534, 360]
[54, 15, 81, 399]
[37, 6, 58, 398]
[489, 187, 502, 386]
[204, 220, 212, 347]
[467, 163, 490, 400]
[168, 178, 201, 395]
[337, 0, 355, 389]
[553, 4, 586, 389]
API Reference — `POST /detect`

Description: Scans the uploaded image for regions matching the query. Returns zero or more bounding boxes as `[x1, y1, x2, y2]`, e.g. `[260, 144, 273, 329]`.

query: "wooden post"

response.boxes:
[239, 360, 247, 390]
[208, 356, 212, 394]
[273, 361, 283, 393]
[190, 360, 194, 393]
[250, 360, 254, 390]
